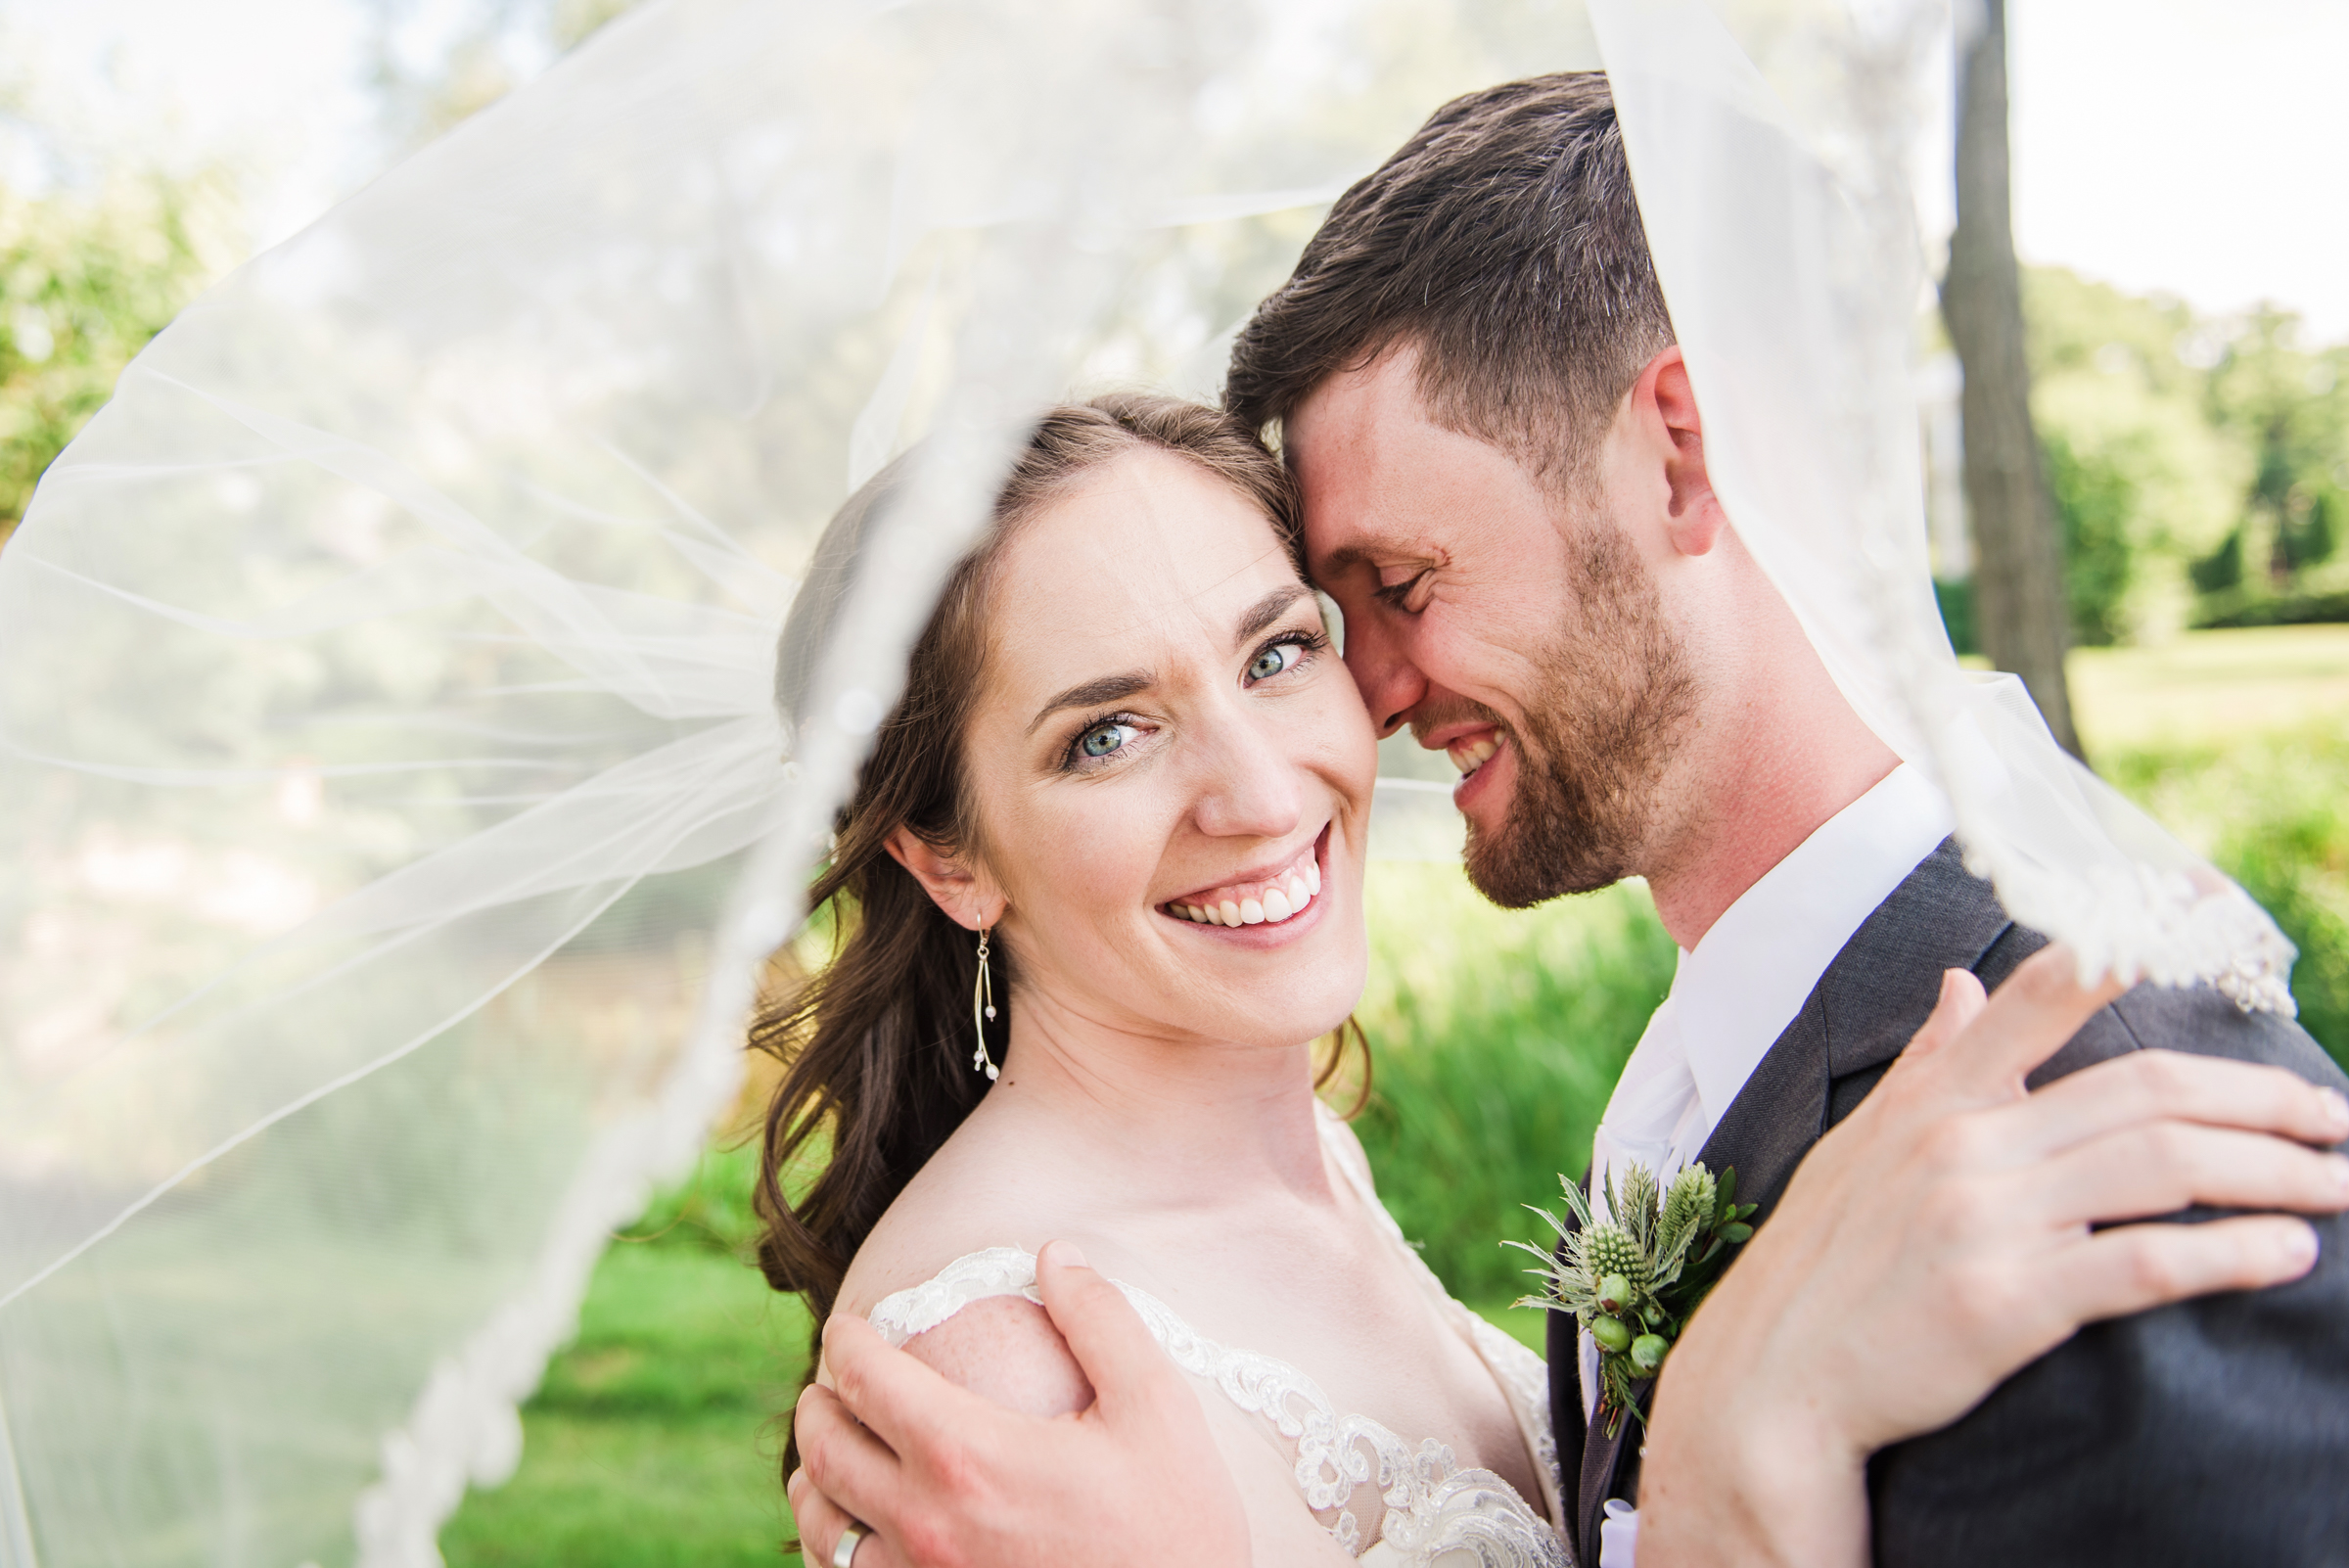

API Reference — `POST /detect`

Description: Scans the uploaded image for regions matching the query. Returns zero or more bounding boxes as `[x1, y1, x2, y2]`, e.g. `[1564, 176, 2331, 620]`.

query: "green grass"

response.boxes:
[2068, 623, 2349, 756]
[440, 1153, 807, 1568]
[2103, 721, 2349, 1070]
[1351, 868, 1675, 1307]
[443, 627, 2349, 1561]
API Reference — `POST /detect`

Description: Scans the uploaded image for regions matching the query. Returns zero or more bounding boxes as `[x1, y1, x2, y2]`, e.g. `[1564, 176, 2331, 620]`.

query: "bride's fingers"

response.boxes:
[2024, 1122, 2349, 1226]
[1999, 1049, 2349, 1158]
[1931, 945, 2126, 1100]
[1892, 967, 1989, 1065]
[2045, 1213, 2324, 1327]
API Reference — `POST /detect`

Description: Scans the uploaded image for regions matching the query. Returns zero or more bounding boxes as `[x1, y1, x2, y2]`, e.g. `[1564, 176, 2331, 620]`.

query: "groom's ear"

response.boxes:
[1635, 347, 1728, 558]
[882, 825, 1007, 931]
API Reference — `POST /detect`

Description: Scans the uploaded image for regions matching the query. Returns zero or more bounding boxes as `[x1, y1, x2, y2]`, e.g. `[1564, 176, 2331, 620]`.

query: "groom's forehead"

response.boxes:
[1289, 396, 1553, 576]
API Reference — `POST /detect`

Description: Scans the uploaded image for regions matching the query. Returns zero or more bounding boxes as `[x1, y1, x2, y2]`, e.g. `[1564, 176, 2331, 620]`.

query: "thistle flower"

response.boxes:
[1662, 1165, 1717, 1242]
[1581, 1223, 1649, 1296]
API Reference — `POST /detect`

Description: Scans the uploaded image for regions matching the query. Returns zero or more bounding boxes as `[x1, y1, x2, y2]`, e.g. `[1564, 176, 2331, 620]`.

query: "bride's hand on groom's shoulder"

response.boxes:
[1637, 945, 2349, 1568]
[789, 1241, 1254, 1568]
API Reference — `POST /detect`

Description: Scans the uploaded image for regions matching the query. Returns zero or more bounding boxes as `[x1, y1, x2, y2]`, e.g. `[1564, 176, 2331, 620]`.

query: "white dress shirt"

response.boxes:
[1587, 763, 1955, 1568]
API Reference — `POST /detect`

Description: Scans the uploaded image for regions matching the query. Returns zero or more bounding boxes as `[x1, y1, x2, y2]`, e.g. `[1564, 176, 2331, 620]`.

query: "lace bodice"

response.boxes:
[865, 1117, 1568, 1566]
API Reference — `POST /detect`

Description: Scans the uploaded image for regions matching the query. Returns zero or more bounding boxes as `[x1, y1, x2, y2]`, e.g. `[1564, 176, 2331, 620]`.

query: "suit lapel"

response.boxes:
[1545, 1182, 1589, 1556]
[1569, 838, 2008, 1567]
[1698, 837, 2009, 1215]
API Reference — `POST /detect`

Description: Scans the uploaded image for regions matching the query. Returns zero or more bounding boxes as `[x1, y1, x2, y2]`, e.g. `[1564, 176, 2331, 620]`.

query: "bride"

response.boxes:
[754, 395, 2346, 1566]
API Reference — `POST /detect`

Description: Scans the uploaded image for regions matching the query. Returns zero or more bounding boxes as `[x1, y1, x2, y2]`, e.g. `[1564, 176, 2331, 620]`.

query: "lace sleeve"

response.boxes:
[866, 1247, 1043, 1347]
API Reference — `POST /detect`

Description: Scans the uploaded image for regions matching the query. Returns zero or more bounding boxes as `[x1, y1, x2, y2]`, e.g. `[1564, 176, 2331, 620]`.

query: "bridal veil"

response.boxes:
[0, 1, 2294, 1563]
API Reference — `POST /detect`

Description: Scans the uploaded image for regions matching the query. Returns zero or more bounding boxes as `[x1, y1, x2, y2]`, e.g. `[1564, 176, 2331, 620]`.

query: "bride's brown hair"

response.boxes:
[753, 393, 1365, 1469]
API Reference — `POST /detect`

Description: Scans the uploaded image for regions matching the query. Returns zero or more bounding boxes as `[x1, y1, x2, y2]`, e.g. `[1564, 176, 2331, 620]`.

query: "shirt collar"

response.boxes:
[1671, 763, 1956, 1131]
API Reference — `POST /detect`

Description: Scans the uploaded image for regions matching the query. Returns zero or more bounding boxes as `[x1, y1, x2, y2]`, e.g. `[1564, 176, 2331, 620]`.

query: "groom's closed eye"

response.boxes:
[1373, 569, 1433, 612]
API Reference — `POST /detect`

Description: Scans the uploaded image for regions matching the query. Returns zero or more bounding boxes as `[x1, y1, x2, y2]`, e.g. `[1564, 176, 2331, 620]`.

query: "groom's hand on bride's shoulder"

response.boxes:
[790, 1240, 1252, 1568]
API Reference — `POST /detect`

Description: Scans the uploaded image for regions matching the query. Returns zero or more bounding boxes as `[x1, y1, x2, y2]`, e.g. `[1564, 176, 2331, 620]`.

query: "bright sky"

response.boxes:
[2009, 0, 2349, 341]
[4, 0, 2345, 341]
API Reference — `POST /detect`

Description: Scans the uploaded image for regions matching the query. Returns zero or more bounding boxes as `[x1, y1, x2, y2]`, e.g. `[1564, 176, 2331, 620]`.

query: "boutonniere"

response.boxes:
[1510, 1161, 1758, 1437]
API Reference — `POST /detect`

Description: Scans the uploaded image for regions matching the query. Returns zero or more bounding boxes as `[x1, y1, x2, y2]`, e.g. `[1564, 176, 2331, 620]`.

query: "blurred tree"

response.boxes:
[2026, 268, 2247, 644]
[2022, 267, 2349, 636]
[361, 0, 643, 151]
[2205, 308, 2348, 594]
[0, 170, 229, 547]
[1943, 0, 2080, 754]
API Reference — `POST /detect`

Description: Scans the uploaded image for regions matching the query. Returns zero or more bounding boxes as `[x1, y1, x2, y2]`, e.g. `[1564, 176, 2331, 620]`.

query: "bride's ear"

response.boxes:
[882, 825, 1008, 932]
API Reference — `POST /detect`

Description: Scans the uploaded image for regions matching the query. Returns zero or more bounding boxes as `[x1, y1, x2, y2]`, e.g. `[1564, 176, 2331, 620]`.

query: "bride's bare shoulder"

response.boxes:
[893, 1292, 1094, 1417]
[825, 1128, 1100, 1415]
[834, 1129, 1051, 1313]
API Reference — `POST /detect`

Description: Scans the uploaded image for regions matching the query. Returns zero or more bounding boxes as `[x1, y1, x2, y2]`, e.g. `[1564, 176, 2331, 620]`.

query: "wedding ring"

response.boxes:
[832, 1522, 867, 1568]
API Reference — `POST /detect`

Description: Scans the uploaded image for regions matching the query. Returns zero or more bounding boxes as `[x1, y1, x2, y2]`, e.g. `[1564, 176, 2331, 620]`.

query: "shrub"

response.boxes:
[1348, 867, 1676, 1304]
[2105, 727, 2349, 1070]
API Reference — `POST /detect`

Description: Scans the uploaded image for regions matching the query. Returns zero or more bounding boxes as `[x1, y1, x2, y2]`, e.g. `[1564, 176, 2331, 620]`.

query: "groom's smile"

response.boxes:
[1413, 710, 1517, 822]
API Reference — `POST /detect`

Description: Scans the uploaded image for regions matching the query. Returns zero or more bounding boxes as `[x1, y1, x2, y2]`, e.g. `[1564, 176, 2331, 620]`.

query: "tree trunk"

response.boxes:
[1941, 0, 2082, 758]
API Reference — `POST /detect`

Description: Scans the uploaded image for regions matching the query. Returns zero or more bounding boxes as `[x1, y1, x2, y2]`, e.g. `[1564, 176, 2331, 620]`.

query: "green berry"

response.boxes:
[1597, 1272, 1633, 1314]
[1592, 1315, 1633, 1354]
[1631, 1333, 1670, 1374]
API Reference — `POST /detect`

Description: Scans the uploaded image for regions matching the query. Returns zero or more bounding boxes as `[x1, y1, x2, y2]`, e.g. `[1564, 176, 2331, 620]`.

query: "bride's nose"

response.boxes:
[1190, 713, 1305, 841]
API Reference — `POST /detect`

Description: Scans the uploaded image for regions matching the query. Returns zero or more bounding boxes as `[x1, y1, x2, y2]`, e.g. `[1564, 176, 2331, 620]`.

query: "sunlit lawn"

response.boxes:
[2069, 623, 2349, 755]
[439, 1242, 806, 1567]
[441, 626, 2349, 1566]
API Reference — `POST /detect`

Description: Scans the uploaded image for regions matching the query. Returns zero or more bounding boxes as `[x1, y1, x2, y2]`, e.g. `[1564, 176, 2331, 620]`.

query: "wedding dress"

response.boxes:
[868, 1111, 1568, 1567]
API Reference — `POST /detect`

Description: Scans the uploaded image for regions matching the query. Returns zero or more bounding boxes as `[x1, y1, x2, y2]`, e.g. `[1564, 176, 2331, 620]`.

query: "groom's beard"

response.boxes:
[1436, 527, 1697, 909]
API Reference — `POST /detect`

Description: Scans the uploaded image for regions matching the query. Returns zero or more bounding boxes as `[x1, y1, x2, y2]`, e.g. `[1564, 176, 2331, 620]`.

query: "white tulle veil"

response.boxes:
[0, 1, 2295, 1564]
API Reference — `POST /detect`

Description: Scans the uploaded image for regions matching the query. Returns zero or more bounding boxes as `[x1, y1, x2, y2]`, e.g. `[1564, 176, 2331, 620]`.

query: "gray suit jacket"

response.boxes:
[1546, 838, 2349, 1568]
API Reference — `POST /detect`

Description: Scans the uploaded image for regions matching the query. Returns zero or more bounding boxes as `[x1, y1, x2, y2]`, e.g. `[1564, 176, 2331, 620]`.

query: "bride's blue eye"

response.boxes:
[1079, 721, 1133, 759]
[1249, 642, 1303, 682]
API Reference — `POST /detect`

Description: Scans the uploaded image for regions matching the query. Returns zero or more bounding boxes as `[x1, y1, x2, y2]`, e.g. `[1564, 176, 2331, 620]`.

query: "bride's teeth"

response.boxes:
[1178, 848, 1326, 928]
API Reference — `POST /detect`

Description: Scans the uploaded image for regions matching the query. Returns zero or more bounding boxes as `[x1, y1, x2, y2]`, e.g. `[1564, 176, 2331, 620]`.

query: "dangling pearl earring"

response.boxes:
[971, 926, 1000, 1081]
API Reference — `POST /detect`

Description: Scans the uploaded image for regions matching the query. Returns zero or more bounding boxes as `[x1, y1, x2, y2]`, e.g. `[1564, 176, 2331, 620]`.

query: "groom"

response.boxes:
[794, 73, 2349, 1566]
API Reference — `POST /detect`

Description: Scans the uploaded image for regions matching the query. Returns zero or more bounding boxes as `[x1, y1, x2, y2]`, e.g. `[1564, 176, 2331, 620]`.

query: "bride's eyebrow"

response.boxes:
[1028, 671, 1154, 735]
[1231, 583, 1313, 647]
[1023, 587, 1313, 736]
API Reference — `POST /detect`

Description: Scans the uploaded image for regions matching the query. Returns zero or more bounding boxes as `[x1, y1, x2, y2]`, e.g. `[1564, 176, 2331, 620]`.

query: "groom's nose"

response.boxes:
[1339, 611, 1429, 739]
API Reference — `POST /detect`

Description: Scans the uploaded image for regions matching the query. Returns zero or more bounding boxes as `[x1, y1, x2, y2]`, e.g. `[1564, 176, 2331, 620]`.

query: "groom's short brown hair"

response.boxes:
[1224, 71, 1674, 488]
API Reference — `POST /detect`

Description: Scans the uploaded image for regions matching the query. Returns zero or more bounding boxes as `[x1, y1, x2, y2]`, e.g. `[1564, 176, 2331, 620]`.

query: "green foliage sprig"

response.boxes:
[1510, 1160, 1756, 1437]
